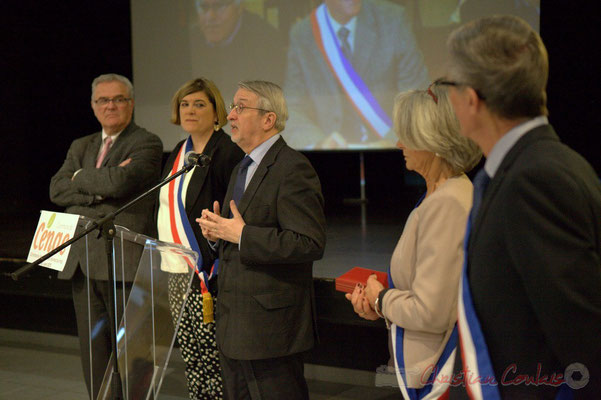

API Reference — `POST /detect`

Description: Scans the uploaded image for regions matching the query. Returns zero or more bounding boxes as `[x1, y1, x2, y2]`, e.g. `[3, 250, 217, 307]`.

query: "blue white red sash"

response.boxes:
[456, 220, 500, 399]
[167, 137, 216, 293]
[310, 4, 392, 138]
[390, 195, 456, 399]
[457, 217, 572, 399]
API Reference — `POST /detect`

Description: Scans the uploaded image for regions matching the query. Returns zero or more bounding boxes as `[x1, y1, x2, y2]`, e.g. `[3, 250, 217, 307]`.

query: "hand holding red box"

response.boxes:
[335, 267, 388, 294]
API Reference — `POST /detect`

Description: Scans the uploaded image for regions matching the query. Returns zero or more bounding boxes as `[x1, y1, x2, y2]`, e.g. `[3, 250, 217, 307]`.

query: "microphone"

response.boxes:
[185, 151, 211, 167]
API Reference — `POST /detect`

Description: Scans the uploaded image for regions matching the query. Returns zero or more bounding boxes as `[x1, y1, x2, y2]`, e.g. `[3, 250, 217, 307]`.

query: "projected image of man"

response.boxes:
[190, 0, 286, 104]
[284, 0, 429, 150]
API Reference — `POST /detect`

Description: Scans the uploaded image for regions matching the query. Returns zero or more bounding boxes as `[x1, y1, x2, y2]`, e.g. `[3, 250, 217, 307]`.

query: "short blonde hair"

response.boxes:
[238, 80, 288, 132]
[393, 85, 481, 174]
[170, 78, 228, 128]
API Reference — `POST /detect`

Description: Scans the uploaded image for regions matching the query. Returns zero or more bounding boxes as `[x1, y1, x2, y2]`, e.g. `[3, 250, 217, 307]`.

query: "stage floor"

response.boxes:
[0, 328, 399, 399]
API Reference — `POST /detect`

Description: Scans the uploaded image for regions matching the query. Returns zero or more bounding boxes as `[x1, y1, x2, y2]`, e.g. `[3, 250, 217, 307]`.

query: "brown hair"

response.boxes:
[170, 77, 228, 128]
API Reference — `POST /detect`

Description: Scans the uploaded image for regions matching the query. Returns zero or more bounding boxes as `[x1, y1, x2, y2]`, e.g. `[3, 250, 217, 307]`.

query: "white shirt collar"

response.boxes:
[485, 115, 548, 177]
[241, 133, 281, 190]
[101, 129, 122, 143]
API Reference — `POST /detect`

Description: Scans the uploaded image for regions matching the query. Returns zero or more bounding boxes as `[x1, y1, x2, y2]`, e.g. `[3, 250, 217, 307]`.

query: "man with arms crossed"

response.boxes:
[50, 73, 162, 399]
[198, 80, 326, 399]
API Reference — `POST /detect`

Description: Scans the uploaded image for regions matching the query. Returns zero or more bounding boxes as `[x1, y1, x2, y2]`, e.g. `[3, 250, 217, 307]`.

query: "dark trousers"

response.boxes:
[72, 267, 131, 400]
[219, 351, 309, 400]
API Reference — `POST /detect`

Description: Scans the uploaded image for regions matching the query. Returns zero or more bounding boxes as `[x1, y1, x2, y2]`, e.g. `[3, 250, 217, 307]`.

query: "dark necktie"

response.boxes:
[468, 168, 491, 234]
[231, 156, 253, 210]
[337, 27, 352, 61]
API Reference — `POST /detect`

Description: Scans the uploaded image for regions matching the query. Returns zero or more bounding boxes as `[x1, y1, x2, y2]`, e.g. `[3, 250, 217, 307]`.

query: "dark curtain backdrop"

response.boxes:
[1, 1, 599, 259]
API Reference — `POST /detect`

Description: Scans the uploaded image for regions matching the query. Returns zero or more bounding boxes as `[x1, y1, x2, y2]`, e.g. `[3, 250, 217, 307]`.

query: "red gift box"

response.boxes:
[335, 267, 388, 293]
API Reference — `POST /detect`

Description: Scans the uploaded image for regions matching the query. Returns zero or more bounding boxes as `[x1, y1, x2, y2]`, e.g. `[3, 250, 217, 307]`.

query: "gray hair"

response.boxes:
[447, 15, 548, 119]
[91, 73, 134, 100]
[393, 85, 481, 174]
[238, 80, 288, 132]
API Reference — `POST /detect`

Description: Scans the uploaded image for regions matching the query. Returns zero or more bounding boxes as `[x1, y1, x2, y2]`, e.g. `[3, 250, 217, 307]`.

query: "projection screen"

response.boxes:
[131, 0, 540, 151]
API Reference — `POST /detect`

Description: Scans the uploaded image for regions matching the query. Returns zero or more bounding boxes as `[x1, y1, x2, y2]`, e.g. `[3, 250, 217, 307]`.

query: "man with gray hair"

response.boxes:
[198, 80, 326, 399]
[441, 16, 601, 398]
[50, 73, 162, 399]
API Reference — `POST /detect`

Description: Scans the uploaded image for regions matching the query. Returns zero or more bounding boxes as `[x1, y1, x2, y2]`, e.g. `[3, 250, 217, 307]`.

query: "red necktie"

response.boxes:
[96, 136, 113, 168]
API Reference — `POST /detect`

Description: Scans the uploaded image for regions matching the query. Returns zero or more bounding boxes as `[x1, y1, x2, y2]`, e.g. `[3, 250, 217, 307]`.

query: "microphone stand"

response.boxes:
[10, 158, 206, 400]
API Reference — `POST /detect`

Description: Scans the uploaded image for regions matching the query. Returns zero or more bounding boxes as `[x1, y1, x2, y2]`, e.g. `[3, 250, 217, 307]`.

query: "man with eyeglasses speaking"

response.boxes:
[49, 73, 162, 399]
[198, 81, 326, 399]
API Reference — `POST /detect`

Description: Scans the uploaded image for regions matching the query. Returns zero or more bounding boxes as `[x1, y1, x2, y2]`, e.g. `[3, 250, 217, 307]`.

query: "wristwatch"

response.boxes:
[375, 289, 391, 329]
[374, 295, 384, 318]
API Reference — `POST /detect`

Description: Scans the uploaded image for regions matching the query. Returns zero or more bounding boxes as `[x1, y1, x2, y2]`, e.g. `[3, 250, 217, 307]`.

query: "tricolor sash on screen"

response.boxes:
[310, 4, 392, 138]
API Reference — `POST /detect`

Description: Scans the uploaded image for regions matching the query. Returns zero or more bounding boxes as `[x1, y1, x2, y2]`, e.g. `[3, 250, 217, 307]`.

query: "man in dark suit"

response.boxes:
[441, 16, 601, 398]
[198, 80, 326, 399]
[49, 73, 163, 399]
[284, 0, 429, 149]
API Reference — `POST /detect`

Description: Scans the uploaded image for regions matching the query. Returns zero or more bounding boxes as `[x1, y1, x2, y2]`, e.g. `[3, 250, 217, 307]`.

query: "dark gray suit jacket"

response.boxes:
[216, 137, 327, 360]
[451, 124, 601, 399]
[284, 0, 429, 149]
[49, 122, 163, 282]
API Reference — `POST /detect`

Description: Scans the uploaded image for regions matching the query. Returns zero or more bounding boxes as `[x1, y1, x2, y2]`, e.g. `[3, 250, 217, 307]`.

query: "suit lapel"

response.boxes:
[184, 130, 224, 215]
[99, 122, 137, 167]
[470, 125, 559, 245]
[222, 137, 285, 219]
[238, 137, 284, 216]
[84, 132, 103, 168]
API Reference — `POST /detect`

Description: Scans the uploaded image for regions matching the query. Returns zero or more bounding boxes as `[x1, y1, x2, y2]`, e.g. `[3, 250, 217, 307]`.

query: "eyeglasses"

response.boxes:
[426, 81, 440, 104]
[94, 96, 131, 106]
[195, 0, 235, 14]
[431, 78, 486, 101]
[229, 103, 272, 114]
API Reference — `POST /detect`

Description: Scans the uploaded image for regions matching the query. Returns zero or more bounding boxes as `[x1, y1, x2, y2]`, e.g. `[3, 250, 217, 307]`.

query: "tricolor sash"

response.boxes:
[166, 137, 217, 302]
[389, 195, 457, 399]
[457, 196, 572, 399]
[456, 219, 500, 399]
[310, 4, 392, 138]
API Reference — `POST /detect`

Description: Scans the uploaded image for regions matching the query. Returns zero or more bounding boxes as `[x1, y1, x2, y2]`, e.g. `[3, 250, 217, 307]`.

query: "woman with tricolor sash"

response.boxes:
[156, 78, 244, 399]
[346, 84, 481, 399]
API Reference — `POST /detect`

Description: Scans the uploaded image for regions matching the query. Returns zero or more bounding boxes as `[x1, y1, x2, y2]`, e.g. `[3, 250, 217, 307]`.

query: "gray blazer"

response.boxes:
[49, 122, 163, 281]
[283, 0, 429, 149]
[216, 137, 327, 360]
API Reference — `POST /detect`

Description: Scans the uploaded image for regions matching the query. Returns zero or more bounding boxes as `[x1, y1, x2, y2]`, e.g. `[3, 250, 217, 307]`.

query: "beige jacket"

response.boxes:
[382, 174, 473, 388]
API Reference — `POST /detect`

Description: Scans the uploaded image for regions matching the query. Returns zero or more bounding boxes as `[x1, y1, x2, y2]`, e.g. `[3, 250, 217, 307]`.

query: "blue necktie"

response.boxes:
[231, 156, 253, 210]
[469, 168, 491, 228]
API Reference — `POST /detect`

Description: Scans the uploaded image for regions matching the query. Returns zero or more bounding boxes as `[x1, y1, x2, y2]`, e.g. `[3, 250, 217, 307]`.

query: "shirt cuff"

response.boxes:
[72, 168, 83, 181]
[237, 226, 244, 250]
